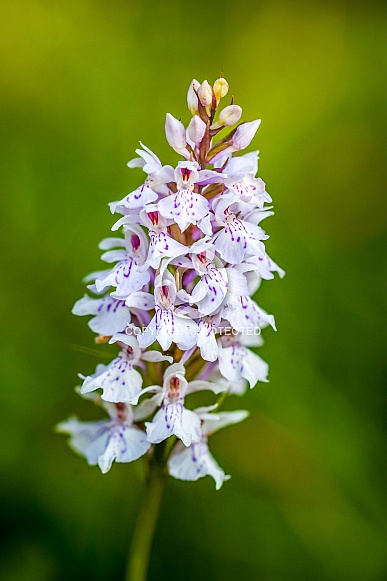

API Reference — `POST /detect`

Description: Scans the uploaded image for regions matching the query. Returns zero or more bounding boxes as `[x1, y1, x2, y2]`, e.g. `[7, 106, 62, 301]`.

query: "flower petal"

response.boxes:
[158, 191, 209, 232]
[168, 440, 230, 489]
[98, 425, 150, 473]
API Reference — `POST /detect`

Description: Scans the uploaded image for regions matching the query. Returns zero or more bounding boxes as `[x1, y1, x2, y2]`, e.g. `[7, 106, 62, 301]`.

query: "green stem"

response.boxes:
[126, 450, 167, 581]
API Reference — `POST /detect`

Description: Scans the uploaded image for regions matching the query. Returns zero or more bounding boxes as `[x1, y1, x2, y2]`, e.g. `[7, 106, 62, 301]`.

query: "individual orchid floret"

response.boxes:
[196, 315, 221, 362]
[157, 160, 223, 233]
[176, 239, 230, 316]
[238, 254, 286, 282]
[211, 105, 242, 130]
[72, 295, 131, 336]
[139, 204, 188, 269]
[213, 77, 229, 104]
[110, 143, 168, 215]
[127, 142, 163, 174]
[110, 183, 159, 215]
[211, 199, 268, 265]
[139, 363, 224, 447]
[165, 113, 189, 158]
[94, 226, 150, 299]
[218, 332, 268, 388]
[223, 294, 276, 334]
[168, 409, 249, 489]
[57, 398, 151, 474]
[219, 155, 272, 208]
[142, 363, 201, 447]
[187, 79, 200, 115]
[131, 269, 198, 351]
[79, 334, 171, 403]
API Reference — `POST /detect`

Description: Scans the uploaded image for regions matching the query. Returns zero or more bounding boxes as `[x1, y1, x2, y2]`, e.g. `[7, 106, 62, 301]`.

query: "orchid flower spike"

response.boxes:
[58, 75, 284, 501]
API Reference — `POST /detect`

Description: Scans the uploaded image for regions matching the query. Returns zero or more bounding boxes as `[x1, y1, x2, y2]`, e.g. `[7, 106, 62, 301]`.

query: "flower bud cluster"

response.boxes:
[58, 76, 284, 488]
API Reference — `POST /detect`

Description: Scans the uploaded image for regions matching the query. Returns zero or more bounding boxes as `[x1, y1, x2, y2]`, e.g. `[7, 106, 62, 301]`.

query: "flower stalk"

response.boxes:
[126, 446, 168, 581]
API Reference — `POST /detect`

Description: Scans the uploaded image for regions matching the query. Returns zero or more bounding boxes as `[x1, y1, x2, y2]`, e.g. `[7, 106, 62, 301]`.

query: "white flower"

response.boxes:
[127, 142, 163, 174]
[197, 317, 219, 362]
[94, 226, 150, 299]
[141, 363, 225, 447]
[131, 269, 198, 351]
[57, 399, 151, 473]
[218, 333, 268, 388]
[173, 239, 229, 316]
[238, 253, 286, 282]
[143, 363, 201, 446]
[79, 335, 171, 403]
[140, 205, 188, 269]
[110, 183, 159, 214]
[220, 155, 272, 208]
[212, 202, 268, 265]
[168, 409, 249, 489]
[158, 160, 224, 232]
[109, 143, 171, 216]
[223, 295, 276, 333]
[72, 295, 130, 336]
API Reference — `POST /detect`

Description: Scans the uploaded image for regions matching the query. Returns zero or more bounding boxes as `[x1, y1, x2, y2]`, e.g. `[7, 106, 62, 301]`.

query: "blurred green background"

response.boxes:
[0, 0, 385, 579]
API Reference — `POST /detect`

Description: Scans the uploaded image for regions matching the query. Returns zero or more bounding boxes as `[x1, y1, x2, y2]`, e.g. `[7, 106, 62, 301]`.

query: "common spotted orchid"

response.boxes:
[59, 76, 284, 495]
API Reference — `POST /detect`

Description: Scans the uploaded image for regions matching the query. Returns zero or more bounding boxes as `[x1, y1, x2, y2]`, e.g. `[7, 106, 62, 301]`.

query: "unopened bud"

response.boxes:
[187, 115, 207, 145]
[207, 118, 261, 163]
[198, 80, 213, 107]
[211, 105, 242, 129]
[187, 79, 200, 115]
[232, 119, 261, 150]
[213, 77, 229, 102]
[165, 113, 187, 152]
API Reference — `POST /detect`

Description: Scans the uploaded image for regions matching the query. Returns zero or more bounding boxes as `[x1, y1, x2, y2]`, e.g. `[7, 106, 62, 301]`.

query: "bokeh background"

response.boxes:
[0, 0, 385, 579]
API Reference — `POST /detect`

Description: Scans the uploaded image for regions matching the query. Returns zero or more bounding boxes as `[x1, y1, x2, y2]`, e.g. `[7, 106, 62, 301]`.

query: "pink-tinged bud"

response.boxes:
[187, 115, 207, 145]
[211, 105, 242, 129]
[198, 80, 213, 107]
[165, 113, 187, 152]
[232, 119, 261, 150]
[207, 118, 261, 163]
[220, 105, 242, 126]
[187, 79, 200, 115]
[213, 77, 229, 102]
